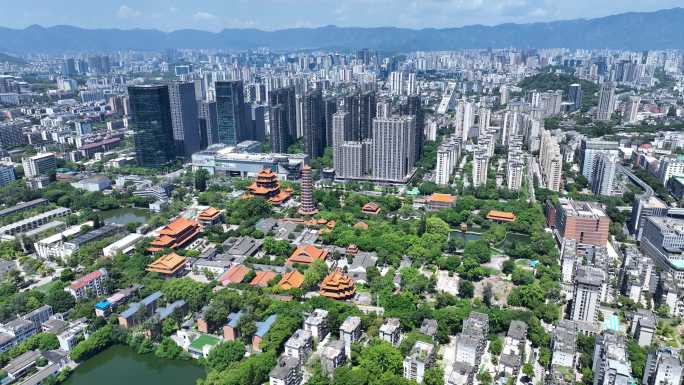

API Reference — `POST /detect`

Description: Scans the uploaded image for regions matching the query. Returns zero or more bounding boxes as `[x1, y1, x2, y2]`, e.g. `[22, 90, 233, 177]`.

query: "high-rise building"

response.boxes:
[472, 148, 489, 188]
[596, 82, 616, 121]
[434, 137, 461, 187]
[22, 153, 56, 178]
[507, 139, 525, 191]
[643, 348, 684, 385]
[342, 93, 360, 141]
[215, 80, 246, 146]
[198, 101, 218, 149]
[591, 332, 635, 385]
[571, 265, 604, 323]
[629, 196, 668, 241]
[358, 91, 377, 140]
[591, 153, 619, 196]
[579, 139, 619, 182]
[270, 105, 289, 153]
[657, 155, 684, 185]
[402, 95, 424, 160]
[168, 81, 200, 158]
[406, 73, 417, 95]
[323, 97, 338, 147]
[554, 198, 611, 246]
[539, 130, 563, 191]
[250, 104, 267, 143]
[376, 100, 391, 119]
[63, 58, 77, 77]
[339, 141, 370, 179]
[371, 116, 417, 183]
[624, 96, 641, 124]
[389, 71, 404, 95]
[303, 90, 325, 158]
[0, 164, 15, 187]
[332, 112, 351, 176]
[298, 165, 318, 216]
[128, 85, 175, 168]
[269, 86, 297, 143]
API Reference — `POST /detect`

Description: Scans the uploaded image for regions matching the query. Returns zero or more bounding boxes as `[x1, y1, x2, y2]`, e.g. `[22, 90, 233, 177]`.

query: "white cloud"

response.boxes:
[116, 5, 141, 19]
[193, 11, 218, 21]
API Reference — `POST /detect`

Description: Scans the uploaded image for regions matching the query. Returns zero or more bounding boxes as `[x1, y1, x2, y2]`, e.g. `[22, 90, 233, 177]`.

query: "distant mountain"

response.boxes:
[0, 52, 25, 64]
[1, 8, 684, 53]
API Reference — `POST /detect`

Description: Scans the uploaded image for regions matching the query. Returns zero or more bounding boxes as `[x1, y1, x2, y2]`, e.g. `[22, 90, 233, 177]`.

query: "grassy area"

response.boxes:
[35, 279, 59, 294]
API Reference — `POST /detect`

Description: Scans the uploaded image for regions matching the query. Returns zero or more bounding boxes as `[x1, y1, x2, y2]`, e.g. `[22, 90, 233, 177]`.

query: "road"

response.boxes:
[616, 164, 654, 198]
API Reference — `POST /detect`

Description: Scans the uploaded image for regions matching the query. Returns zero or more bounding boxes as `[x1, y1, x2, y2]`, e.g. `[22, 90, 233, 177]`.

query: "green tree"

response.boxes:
[359, 341, 404, 378]
[206, 341, 246, 371]
[463, 240, 491, 263]
[303, 260, 329, 290]
[195, 169, 209, 192]
[458, 280, 474, 298]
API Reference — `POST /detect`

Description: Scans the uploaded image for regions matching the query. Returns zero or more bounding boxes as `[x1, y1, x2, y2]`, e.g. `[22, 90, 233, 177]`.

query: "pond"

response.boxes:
[63, 345, 205, 385]
[100, 208, 150, 226]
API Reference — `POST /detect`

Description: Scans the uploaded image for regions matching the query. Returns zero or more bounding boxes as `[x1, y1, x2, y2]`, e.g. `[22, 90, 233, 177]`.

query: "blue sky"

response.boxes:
[1, 0, 683, 31]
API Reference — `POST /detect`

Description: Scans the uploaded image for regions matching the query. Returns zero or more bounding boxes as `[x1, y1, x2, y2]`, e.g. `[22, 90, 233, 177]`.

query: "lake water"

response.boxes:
[100, 208, 150, 225]
[63, 345, 205, 385]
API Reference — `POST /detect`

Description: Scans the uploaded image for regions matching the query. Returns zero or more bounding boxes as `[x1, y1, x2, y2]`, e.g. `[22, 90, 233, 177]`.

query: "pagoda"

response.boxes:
[247, 168, 292, 205]
[319, 269, 356, 300]
[298, 165, 318, 215]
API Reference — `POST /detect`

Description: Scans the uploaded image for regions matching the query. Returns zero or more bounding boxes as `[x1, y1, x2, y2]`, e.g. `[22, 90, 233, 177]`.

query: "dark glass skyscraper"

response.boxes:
[215, 80, 246, 146]
[128, 85, 175, 168]
[270, 104, 288, 153]
[401, 94, 424, 160]
[323, 97, 338, 147]
[268, 86, 297, 142]
[359, 91, 377, 139]
[168, 81, 200, 158]
[303, 89, 325, 158]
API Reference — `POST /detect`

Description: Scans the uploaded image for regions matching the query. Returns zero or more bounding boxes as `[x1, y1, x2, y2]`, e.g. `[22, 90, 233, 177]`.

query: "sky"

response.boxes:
[0, 0, 683, 31]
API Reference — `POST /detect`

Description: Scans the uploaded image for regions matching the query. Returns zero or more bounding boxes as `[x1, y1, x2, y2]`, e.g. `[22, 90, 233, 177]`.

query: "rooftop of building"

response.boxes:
[146, 253, 187, 275]
[558, 198, 607, 219]
[70, 268, 106, 290]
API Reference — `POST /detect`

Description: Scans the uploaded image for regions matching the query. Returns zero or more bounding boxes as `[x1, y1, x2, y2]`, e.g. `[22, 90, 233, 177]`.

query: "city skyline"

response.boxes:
[1, 0, 683, 32]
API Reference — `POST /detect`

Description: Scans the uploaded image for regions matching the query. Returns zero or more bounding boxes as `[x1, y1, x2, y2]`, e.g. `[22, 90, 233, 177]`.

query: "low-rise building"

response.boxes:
[146, 253, 187, 278]
[56, 317, 88, 351]
[403, 341, 435, 384]
[631, 309, 656, 347]
[65, 268, 108, 299]
[320, 339, 346, 375]
[253, 314, 278, 352]
[284, 329, 313, 364]
[643, 347, 683, 385]
[340, 316, 362, 359]
[304, 309, 329, 342]
[118, 291, 162, 329]
[269, 356, 302, 385]
[379, 318, 402, 346]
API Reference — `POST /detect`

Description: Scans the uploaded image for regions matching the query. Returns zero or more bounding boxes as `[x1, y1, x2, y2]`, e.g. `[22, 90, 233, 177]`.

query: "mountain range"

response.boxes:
[1, 8, 684, 53]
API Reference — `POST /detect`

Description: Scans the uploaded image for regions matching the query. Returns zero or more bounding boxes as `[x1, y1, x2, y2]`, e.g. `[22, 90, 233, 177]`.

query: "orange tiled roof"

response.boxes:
[429, 193, 456, 204]
[362, 202, 381, 214]
[147, 217, 201, 252]
[198, 207, 221, 220]
[353, 222, 368, 230]
[219, 264, 250, 285]
[146, 253, 187, 275]
[158, 217, 199, 236]
[278, 270, 305, 290]
[287, 244, 329, 265]
[319, 269, 356, 300]
[486, 210, 517, 222]
[250, 271, 277, 287]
